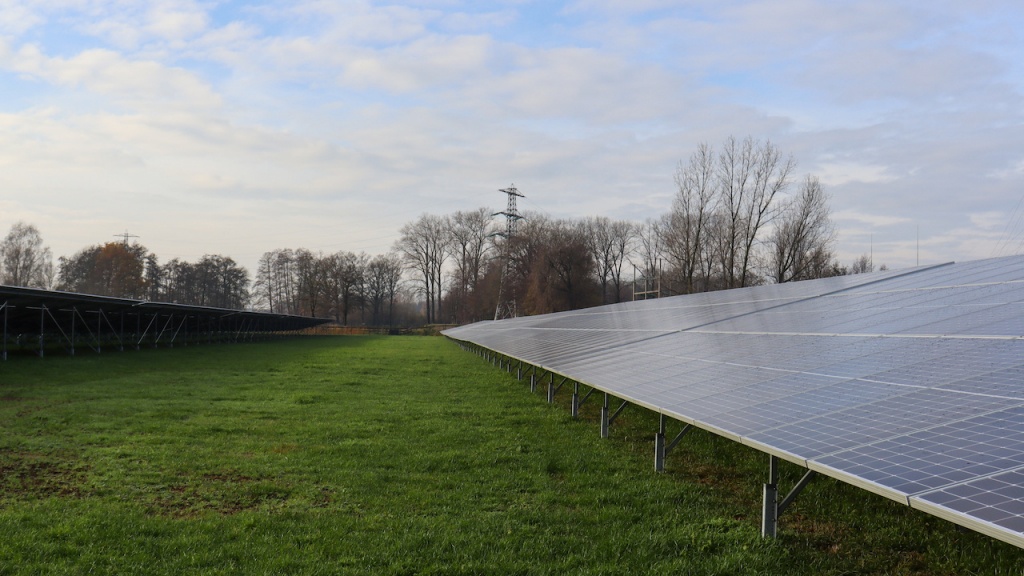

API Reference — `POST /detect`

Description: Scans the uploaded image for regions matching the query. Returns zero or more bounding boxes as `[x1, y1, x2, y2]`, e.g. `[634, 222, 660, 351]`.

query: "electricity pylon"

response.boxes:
[493, 185, 524, 321]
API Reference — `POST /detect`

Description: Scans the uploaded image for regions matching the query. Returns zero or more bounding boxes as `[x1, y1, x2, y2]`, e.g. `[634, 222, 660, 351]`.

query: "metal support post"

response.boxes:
[655, 415, 666, 471]
[37, 306, 46, 357]
[600, 393, 610, 438]
[761, 454, 818, 538]
[69, 308, 76, 356]
[656, 416, 692, 472]
[517, 362, 523, 380]
[599, 394, 632, 438]
[571, 382, 579, 418]
[762, 455, 779, 538]
[574, 386, 596, 419]
[2, 302, 7, 361]
[548, 376, 567, 404]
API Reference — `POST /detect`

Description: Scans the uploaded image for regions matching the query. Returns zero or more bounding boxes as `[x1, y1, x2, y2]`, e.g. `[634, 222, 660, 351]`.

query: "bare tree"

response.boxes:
[849, 254, 874, 274]
[662, 144, 718, 294]
[630, 218, 664, 298]
[252, 251, 277, 312]
[397, 214, 448, 324]
[606, 219, 636, 303]
[584, 216, 636, 304]
[524, 219, 598, 313]
[768, 175, 837, 283]
[446, 208, 493, 321]
[335, 251, 368, 325]
[366, 252, 404, 326]
[717, 136, 795, 288]
[276, 249, 298, 314]
[1, 221, 54, 288]
[294, 249, 326, 317]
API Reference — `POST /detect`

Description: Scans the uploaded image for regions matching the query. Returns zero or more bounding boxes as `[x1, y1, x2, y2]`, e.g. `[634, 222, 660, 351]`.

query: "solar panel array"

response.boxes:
[443, 255, 1024, 547]
[0, 284, 330, 358]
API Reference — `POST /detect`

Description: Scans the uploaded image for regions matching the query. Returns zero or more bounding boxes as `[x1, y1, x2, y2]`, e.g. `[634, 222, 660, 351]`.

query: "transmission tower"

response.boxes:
[493, 185, 525, 321]
[114, 230, 139, 246]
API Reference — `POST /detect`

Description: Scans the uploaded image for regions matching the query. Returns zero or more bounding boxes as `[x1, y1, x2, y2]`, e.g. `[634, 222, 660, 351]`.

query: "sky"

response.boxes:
[1, 0, 1023, 277]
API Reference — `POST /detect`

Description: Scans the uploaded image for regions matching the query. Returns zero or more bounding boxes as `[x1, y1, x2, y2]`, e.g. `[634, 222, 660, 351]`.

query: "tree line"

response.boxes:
[396, 137, 877, 324]
[250, 249, 408, 327]
[1, 136, 882, 325]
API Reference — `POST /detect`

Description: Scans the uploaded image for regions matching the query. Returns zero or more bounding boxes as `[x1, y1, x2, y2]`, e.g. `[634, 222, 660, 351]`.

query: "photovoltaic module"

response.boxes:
[444, 255, 1024, 547]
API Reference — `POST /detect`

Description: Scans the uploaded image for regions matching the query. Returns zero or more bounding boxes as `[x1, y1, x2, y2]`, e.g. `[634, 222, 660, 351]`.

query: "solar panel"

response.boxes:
[443, 255, 1024, 548]
[0, 284, 328, 359]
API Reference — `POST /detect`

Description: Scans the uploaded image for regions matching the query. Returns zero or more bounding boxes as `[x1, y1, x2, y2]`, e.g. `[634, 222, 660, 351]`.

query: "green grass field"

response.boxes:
[0, 336, 1022, 575]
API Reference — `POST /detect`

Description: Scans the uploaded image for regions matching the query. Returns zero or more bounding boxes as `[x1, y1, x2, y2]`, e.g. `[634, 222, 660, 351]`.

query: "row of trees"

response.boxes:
[0, 227, 252, 310]
[657, 136, 839, 291]
[55, 242, 251, 309]
[251, 249, 407, 326]
[2, 136, 881, 325]
[388, 137, 850, 323]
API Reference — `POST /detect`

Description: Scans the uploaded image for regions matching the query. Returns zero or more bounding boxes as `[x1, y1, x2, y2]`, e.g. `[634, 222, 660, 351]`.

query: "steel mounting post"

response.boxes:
[600, 394, 629, 438]
[762, 454, 818, 538]
[573, 384, 596, 419]
[2, 301, 7, 361]
[547, 375, 567, 404]
[655, 414, 692, 472]
[38, 305, 45, 358]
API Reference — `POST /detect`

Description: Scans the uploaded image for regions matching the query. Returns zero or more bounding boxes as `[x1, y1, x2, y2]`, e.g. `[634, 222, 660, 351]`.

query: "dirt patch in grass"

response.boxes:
[148, 471, 291, 518]
[202, 471, 256, 483]
[0, 451, 90, 500]
[681, 461, 750, 498]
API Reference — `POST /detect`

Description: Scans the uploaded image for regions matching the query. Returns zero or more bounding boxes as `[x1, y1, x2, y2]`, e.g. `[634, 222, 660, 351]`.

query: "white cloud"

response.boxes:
[341, 34, 497, 92]
[816, 162, 895, 187]
[0, 1, 42, 35]
[2, 43, 221, 111]
[988, 158, 1024, 180]
[969, 211, 1005, 230]
[833, 210, 913, 228]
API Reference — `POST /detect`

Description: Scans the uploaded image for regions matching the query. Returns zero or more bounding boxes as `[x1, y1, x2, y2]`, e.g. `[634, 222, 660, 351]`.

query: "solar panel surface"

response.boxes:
[443, 255, 1024, 548]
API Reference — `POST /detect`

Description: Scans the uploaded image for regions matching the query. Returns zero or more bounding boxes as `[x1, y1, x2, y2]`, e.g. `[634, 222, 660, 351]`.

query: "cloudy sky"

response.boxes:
[1, 0, 1022, 276]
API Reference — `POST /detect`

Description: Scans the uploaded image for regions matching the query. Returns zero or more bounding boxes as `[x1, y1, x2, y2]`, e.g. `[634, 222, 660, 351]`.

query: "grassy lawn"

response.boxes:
[0, 336, 1022, 575]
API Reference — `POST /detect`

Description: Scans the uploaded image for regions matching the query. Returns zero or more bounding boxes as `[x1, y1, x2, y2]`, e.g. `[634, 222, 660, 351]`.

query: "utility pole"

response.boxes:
[115, 230, 139, 246]
[493, 185, 525, 321]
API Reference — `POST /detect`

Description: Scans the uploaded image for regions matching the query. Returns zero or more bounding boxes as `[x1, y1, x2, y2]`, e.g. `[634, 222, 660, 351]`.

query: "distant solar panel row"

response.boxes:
[443, 255, 1024, 548]
[1, 284, 329, 358]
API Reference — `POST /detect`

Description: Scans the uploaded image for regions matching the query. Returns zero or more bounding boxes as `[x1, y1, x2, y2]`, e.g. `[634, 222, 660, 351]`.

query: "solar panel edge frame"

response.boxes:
[909, 496, 1024, 550]
[806, 461, 912, 506]
[739, 436, 810, 468]
[446, 335, 686, 409]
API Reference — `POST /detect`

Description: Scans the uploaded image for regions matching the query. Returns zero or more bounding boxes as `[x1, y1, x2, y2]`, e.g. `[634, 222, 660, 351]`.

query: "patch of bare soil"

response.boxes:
[147, 471, 290, 518]
[0, 451, 90, 500]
